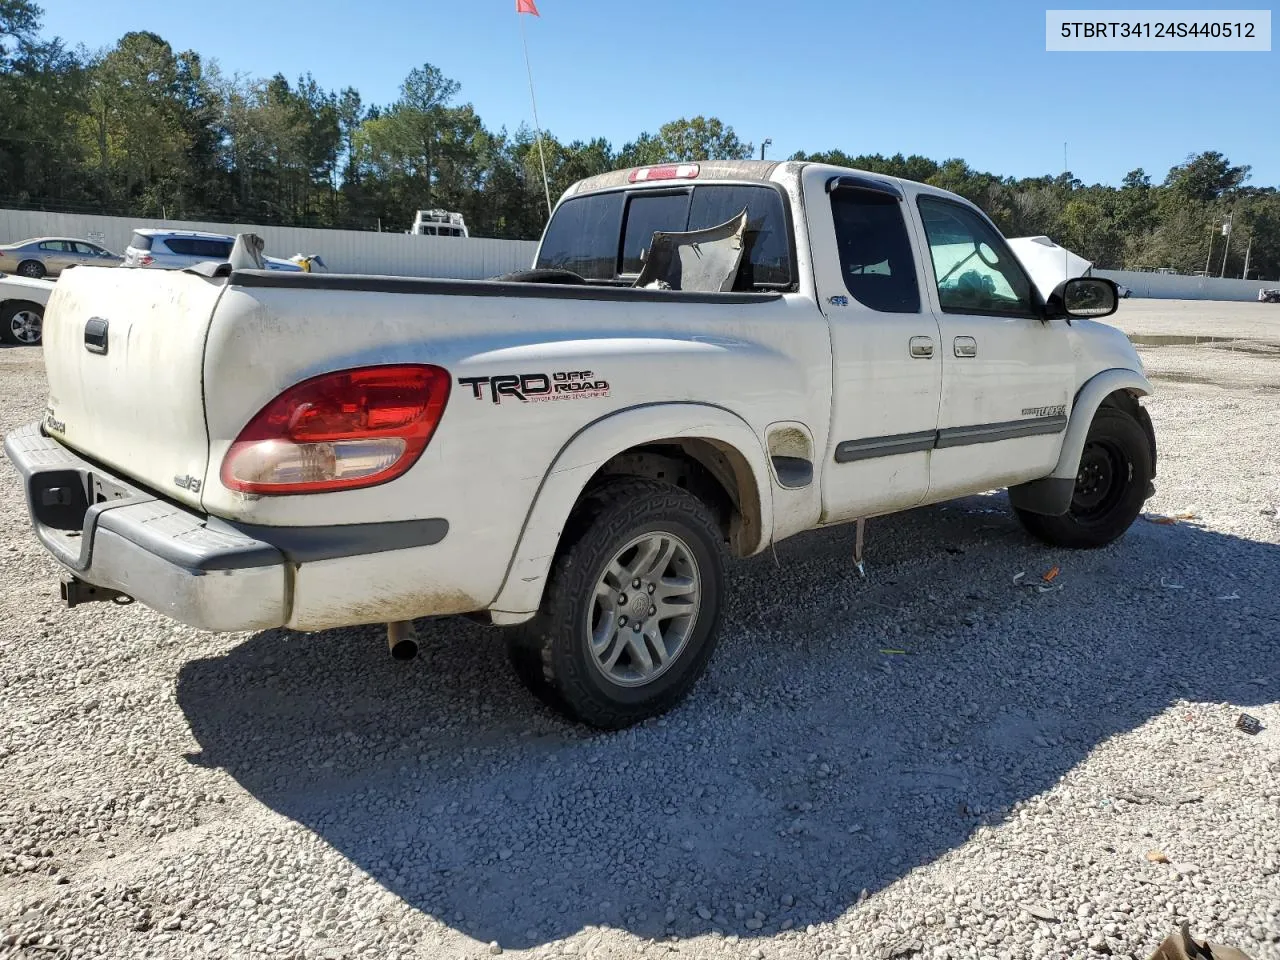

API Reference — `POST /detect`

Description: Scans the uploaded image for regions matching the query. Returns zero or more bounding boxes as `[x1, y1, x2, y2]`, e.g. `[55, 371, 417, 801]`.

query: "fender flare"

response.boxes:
[1009, 367, 1154, 517]
[488, 402, 776, 621]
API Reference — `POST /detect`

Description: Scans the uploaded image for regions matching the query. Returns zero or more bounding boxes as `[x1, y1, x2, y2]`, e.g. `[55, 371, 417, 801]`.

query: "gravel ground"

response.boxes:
[1, 299, 1278, 960]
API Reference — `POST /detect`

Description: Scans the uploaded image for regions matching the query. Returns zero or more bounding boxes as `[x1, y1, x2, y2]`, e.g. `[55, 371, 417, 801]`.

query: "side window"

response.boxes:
[39, 240, 69, 252]
[830, 188, 921, 313]
[917, 197, 1034, 317]
[163, 239, 196, 256]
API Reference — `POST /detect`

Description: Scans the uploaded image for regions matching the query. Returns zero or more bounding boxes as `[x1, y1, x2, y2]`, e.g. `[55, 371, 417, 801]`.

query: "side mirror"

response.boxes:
[1045, 276, 1119, 321]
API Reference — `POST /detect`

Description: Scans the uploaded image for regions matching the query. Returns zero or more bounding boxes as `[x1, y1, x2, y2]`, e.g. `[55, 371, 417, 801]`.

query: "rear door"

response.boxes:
[911, 193, 1075, 502]
[41, 267, 225, 508]
[806, 170, 943, 522]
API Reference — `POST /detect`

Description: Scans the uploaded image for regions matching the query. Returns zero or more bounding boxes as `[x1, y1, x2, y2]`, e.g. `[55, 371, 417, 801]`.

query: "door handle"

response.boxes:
[954, 336, 977, 358]
[909, 336, 934, 359]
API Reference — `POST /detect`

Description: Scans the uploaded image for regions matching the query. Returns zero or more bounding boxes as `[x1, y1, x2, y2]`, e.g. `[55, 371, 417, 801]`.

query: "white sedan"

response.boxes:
[0, 272, 55, 346]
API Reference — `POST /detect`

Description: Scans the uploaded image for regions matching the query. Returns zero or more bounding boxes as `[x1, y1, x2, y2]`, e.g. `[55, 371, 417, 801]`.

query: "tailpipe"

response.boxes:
[386, 620, 419, 661]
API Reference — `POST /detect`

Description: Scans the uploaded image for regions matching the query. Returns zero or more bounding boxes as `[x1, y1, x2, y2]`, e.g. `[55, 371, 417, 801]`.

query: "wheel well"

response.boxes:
[587, 440, 763, 557]
[1100, 388, 1140, 419]
[1098, 387, 1157, 477]
[1, 299, 43, 312]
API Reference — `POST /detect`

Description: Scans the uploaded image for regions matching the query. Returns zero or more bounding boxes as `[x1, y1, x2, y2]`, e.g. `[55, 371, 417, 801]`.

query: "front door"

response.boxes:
[808, 172, 943, 523]
[911, 194, 1075, 503]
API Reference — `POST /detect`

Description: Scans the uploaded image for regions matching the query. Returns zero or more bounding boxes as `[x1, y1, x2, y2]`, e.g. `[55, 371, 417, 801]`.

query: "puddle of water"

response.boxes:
[1150, 371, 1280, 391]
[1129, 334, 1239, 346]
[1127, 334, 1280, 357]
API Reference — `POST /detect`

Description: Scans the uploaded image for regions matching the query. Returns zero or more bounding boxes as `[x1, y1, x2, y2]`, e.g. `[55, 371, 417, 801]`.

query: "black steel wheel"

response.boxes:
[1015, 406, 1153, 549]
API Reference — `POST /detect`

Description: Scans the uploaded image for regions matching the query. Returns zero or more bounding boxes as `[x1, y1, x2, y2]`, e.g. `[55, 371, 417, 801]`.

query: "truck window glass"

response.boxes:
[536, 191, 626, 280]
[130, 233, 153, 251]
[621, 192, 692, 275]
[688, 185, 792, 288]
[918, 197, 1034, 317]
[830, 189, 920, 313]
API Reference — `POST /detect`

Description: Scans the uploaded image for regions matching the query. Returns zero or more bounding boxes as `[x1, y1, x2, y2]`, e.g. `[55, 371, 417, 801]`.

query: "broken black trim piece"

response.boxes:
[228, 270, 784, 306]
[835, 416, 1068, 464]
[834, 430, 937, 463]
[1007, 476, 1075, 517]
[935, 415, 1068, 448]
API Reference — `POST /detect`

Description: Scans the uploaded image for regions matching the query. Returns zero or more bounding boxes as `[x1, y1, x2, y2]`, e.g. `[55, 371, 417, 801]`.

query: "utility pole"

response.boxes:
[1241, 236, 1252, 280]
[760, 138, 772, 161]
[1204, 219, 1216, 276]
[1220, 212, 1233, 278]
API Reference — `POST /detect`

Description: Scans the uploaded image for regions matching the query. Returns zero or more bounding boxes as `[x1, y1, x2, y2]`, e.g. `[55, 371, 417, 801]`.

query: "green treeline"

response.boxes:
[2, 3, 1275, 277]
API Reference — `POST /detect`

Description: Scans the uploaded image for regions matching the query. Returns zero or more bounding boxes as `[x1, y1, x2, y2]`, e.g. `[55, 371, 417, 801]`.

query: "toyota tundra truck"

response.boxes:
[3, 159, 1157, 729]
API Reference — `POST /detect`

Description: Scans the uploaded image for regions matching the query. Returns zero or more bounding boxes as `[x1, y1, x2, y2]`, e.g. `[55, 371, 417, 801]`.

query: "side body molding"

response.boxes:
[488, 403, 776, 621]
[1009, 367, 1154, 516]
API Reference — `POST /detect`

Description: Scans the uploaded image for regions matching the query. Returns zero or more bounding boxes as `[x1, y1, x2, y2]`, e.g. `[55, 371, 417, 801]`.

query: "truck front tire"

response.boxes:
[506, 477, 725, 729]
[1014, 406, 1153, 549]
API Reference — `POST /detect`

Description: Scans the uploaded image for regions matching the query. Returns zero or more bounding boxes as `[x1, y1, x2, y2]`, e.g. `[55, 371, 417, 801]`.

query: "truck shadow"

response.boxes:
[175, 494, 1279, 949]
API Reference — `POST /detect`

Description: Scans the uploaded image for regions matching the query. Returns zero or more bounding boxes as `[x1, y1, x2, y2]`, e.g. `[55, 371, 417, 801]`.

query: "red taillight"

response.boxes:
[138, 254, 154, 266]
[220, 364, 451, 495]
[628, 163, 700, 183]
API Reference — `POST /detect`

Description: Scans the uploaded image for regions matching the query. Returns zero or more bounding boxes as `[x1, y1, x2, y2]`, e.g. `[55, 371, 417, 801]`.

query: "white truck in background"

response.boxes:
[409, 210, 469, 238]
[5, 159, 1157, 729]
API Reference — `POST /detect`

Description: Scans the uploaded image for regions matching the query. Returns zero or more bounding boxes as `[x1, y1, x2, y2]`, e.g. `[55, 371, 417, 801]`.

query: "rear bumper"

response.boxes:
[4, 423, 289, 631]
[3, 423, 450, 633]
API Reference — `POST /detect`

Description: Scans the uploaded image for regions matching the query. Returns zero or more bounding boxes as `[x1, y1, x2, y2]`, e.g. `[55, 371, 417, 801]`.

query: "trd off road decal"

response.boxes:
[457, 371, 610, 405]
[1021, 404, 1066, 418]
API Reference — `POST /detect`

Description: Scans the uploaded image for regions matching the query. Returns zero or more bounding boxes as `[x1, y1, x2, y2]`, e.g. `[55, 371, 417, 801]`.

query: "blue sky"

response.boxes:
[40, 0, 1278, 188]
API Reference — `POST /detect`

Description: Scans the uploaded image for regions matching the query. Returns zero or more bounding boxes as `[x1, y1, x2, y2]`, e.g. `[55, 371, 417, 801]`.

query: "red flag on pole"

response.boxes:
[517, 0, 539, 14]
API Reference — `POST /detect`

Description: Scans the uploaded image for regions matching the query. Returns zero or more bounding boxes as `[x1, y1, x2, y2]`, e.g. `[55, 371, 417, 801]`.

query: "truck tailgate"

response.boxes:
[41, 266, 225, 509]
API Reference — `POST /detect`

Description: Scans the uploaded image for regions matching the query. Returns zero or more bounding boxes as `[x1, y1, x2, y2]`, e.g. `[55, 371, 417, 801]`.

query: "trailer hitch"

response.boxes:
[60, 575, 133, 609]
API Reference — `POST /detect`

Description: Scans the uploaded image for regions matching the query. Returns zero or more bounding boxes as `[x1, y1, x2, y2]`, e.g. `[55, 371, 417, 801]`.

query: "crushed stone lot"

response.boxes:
[1, 299, 1277, 960]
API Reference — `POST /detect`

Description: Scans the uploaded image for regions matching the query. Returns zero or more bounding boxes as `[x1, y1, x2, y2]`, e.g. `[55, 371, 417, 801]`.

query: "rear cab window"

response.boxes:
[537, 182, 794, 291]
[129, 233, 154, 251]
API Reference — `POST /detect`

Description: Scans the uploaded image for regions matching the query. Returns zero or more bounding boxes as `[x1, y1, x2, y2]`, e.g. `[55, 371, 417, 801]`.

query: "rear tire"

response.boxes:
[0, 302, 43, 346]
[506, 477, 726, 729]
[1014, 406, 1152, 549]
[16, 260, 45, 279]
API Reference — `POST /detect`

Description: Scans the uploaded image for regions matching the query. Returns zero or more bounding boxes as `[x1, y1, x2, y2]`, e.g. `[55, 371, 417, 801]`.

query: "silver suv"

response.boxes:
[122, 229, 302, 271]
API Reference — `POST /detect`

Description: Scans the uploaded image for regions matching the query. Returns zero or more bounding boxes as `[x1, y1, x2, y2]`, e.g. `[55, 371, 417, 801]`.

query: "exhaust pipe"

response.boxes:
[386, 620, 419, 661]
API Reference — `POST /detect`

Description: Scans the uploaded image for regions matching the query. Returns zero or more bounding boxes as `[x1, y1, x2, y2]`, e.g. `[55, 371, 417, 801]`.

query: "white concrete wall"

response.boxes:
[1094, 268, 1276, 302]
[0, 209, 539, 280]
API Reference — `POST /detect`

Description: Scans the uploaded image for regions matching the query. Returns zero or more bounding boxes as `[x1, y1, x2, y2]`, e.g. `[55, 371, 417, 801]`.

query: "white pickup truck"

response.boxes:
[5, 159, 1157, 728]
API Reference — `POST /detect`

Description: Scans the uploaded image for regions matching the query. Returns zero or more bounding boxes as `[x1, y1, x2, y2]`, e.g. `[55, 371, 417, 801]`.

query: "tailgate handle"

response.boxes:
[84, 317, 109, 355]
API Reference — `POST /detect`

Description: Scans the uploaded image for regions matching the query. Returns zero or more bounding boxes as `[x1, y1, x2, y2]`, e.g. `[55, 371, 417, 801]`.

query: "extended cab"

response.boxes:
[4, 160, 1157, 728]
